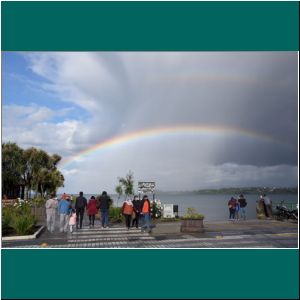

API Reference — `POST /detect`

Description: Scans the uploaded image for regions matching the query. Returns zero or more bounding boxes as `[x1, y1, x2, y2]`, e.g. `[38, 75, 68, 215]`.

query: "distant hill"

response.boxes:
[157, 187, 298, 195]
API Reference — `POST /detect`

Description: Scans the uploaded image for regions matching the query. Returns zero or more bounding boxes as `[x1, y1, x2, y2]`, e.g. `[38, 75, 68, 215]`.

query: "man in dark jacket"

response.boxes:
[75, 191, 87, 229]
[132, 195, 141, 228]
[238, 194, 247, 220]
[97, 191, 112, 229]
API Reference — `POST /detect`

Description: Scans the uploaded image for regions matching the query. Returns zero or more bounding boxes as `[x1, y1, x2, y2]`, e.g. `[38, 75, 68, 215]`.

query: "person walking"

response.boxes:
[140, 195, 151, 233]
[87, 196, 97, 228]
[58, 195, 72, 232]
[228, 197, 237, 221]
[132, 195, 141, 228]
[69, 208, 77, 233]
[97, 191, 112, 229]
[238, 194, 247, 220]
[45, 195, 58, 233]
[122, 198, 135, 230]
[75, 191, 87, 229]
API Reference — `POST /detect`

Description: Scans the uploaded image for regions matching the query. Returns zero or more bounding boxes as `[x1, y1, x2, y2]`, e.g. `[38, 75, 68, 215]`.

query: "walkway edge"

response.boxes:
[2, 226, 45, 241]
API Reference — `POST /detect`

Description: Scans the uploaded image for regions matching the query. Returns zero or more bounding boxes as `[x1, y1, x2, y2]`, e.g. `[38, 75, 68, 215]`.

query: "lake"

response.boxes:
[74, 193, 298, 221]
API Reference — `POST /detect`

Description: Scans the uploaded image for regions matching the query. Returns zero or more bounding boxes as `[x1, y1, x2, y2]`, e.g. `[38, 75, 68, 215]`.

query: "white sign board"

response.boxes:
[138, 181, 156, 193]
[163, 204, 175, 218]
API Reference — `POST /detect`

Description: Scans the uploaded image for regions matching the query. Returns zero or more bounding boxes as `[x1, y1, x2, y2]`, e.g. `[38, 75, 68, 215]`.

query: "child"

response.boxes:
[69, 209, 77, 233]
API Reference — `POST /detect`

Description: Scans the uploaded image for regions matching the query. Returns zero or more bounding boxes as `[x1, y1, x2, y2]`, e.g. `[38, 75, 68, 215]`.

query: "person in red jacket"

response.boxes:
[228, 197, 237, 221]
[87, 196, 97, 227]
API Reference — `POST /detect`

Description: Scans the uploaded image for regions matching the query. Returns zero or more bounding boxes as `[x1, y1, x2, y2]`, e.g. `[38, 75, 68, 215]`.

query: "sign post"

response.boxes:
[138, 181, 156, 201]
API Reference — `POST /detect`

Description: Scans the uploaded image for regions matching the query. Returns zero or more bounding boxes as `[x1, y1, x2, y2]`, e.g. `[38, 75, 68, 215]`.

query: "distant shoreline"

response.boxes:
[60, 187, 298, 196]
[157, 187, 298, 195]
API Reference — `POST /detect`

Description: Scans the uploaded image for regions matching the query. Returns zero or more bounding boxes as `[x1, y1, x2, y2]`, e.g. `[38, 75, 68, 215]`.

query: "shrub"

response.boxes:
[10, 198, 37, 235]
[2, 207, 12, 233]
[150, 200, 162, 219]
[109, 207, 124, 223]
[10, 213, 36, 235]
[182, 207, 204, 220]
[31, 197, 46, 207]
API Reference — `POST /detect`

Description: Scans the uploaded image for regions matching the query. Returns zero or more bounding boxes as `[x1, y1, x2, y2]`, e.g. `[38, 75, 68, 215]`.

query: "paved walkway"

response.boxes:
[2, 219, 298, 248]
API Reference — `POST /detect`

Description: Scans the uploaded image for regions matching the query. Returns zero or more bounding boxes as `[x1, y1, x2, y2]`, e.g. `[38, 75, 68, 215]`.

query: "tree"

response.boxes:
[2, 143, 64, 200]
[115, 184, 123, 207]
[118, 170, 135, 198]
[2, 143, 24, 196]
[31, 151, 64, 198]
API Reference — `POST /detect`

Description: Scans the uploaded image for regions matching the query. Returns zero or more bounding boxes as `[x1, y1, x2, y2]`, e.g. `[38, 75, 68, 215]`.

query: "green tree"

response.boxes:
[118, 170, 134, 198]
[2, 143, 64, 200]
[2, 142, 24, 196]
[115, 184, 123, 206]
[31, 152, 64, 198]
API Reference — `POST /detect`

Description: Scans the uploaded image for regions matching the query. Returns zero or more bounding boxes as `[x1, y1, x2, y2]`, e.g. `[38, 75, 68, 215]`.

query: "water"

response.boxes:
[66, 193, 298, 221]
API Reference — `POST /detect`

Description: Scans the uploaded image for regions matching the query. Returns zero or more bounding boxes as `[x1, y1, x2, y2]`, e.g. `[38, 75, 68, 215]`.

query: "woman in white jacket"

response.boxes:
[45, 195, 58, 233]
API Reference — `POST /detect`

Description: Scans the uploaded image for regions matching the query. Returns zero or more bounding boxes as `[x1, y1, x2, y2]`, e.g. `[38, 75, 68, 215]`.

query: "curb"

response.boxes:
[2, 226, 45, 241]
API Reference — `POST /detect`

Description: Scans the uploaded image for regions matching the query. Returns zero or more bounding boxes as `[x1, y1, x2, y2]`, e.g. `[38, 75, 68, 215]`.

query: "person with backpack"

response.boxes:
[140, 195, 151, 233]
[97, 191, 112, 229]
[121, 198, 135, 230]
[75, 191, 87, 229]
[238, 194, 247, 220]
[58, 194, 72, 232]
[87, 196, 97, 228]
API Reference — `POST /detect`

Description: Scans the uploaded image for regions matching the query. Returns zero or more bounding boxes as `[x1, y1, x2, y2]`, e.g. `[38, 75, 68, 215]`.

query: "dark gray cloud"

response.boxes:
[2, 52, 298, 192]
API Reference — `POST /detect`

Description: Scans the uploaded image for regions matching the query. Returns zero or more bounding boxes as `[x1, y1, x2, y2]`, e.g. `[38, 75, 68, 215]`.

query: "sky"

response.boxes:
[1, 52, 298, 193]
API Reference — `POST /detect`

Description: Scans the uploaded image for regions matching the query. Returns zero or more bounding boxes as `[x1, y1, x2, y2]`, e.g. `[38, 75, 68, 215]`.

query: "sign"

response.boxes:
[138, 181, 156, 193]
[163, 204, 175, 218]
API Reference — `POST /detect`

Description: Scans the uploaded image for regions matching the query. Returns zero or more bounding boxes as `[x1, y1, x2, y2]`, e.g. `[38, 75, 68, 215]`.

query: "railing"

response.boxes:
[272, 202, 298, 211]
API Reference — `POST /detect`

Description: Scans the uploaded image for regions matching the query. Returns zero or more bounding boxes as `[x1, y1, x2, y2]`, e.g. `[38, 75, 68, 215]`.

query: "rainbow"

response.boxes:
[59, 124, 293, 168]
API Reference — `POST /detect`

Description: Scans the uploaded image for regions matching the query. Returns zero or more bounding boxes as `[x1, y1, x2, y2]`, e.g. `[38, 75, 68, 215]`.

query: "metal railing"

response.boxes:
[272, 202, 298, 211]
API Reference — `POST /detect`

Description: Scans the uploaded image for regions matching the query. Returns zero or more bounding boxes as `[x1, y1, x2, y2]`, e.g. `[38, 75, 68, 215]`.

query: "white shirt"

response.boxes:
[263, 197, 271, 205]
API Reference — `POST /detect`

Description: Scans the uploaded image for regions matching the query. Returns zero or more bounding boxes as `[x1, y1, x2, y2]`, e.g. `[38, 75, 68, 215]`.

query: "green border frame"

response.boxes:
[1, 1, 299, 299]
[1, 1, 299, 51]
[2, 249, 299, 299]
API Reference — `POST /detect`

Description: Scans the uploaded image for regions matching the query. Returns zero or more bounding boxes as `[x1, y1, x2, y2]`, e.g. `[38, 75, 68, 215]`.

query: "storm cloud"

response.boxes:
[2, 52, 298, 192]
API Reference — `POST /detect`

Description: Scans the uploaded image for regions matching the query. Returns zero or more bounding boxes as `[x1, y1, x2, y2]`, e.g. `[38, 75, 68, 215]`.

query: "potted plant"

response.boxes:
[181, 207, 205, 233]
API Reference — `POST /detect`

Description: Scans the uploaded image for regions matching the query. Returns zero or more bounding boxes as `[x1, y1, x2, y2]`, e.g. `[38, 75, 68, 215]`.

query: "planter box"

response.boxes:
[180, 218, 205, 233]
[2, 225, 45, 241]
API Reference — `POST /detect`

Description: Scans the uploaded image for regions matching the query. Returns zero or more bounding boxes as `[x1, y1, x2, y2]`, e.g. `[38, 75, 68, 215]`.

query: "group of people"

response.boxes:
[121, 195, 152, 232]
[227, 193, 273, 221]
[227, 194, 247, 222]
[45, 191, 153, 234]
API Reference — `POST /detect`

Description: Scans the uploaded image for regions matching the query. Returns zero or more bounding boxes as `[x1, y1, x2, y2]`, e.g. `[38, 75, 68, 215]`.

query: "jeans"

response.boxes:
[46, 212, 56, 232]
[229, 209, 235, 220]
[132, 212, 140, 228]
[100, 209, 109, 227]
[59, 214, 69, 232]
[89, 215, 95, 226]
[124, 214, 132, 229]
[240, 207, 246, 220]
[141, 213, 150, 231]
[76, 208, 84, 228]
